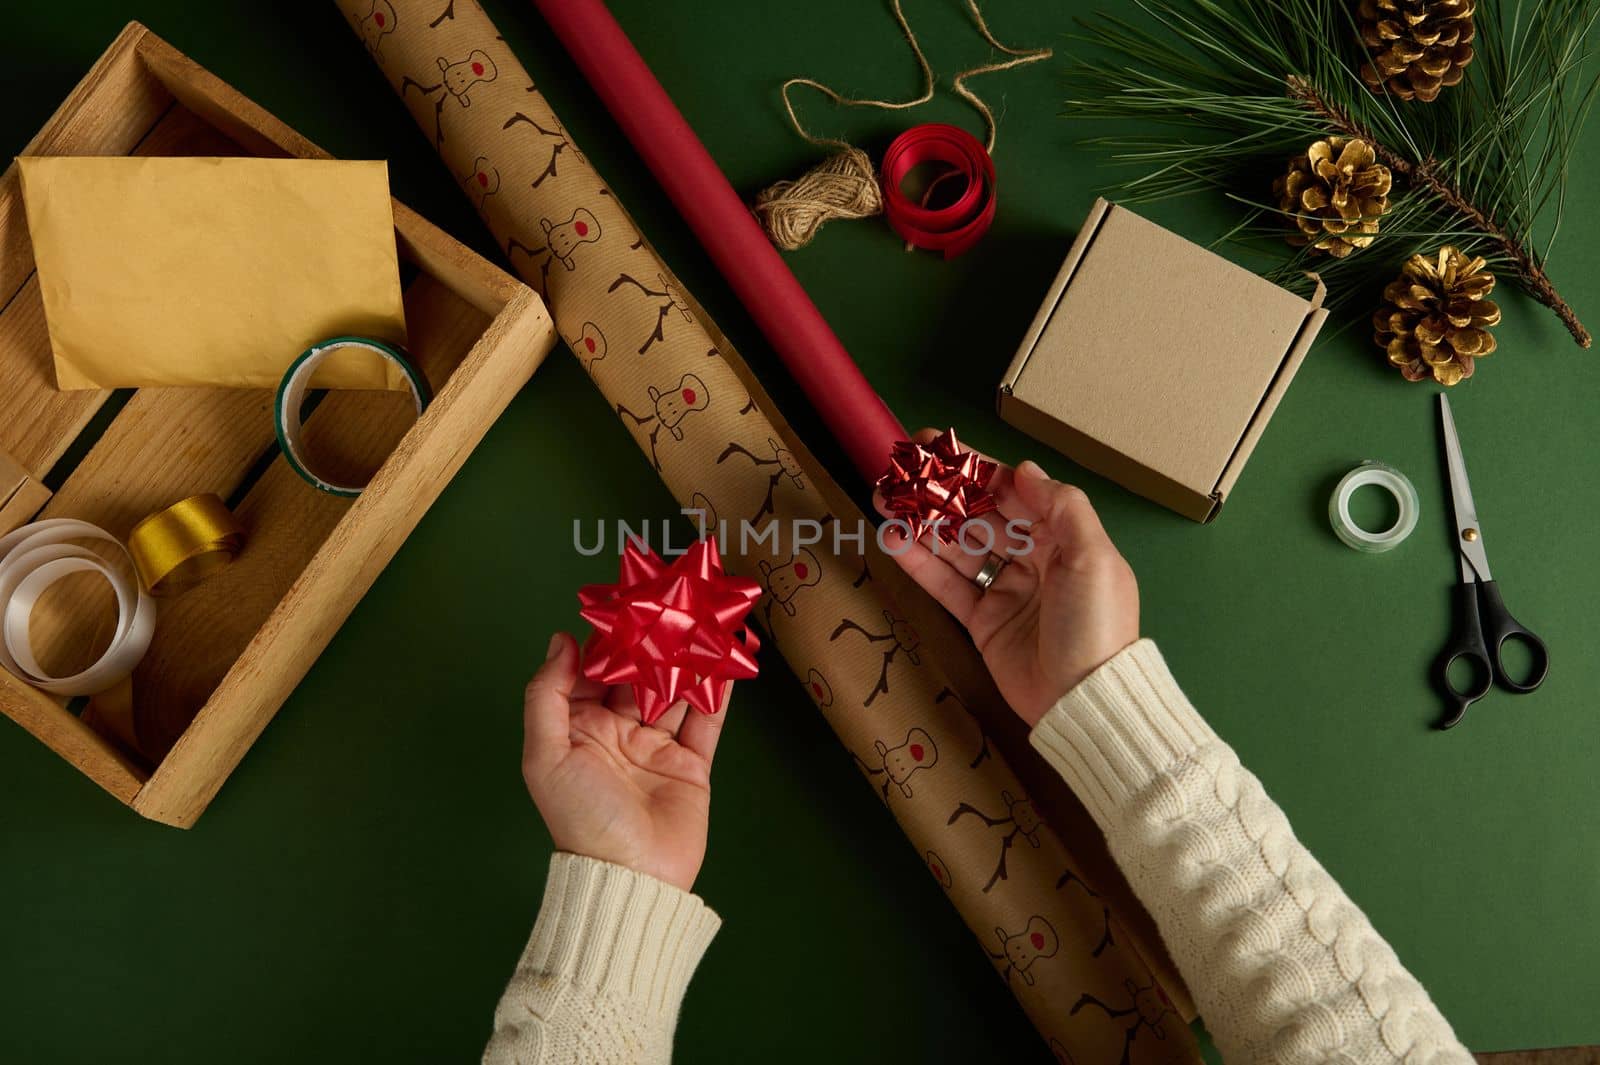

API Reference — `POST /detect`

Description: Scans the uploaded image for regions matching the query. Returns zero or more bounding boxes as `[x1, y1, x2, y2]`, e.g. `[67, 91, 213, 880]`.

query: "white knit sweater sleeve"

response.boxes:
[1030, 639, 1473, 1065]
[483, 853, 721, 1064]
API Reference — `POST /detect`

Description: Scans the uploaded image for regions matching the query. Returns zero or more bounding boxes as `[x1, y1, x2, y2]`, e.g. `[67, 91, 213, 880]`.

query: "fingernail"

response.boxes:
[1019, 460, 1048, 480]
[546, 633, 564, 661]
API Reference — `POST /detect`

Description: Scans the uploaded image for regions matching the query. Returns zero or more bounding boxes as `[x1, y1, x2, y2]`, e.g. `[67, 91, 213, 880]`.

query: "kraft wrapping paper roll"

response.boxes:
[337, 3, 1199, 1059]
[527, 0, 907, 484]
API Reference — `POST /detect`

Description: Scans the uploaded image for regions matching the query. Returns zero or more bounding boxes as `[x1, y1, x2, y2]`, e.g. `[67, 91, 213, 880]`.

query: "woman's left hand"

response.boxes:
[521, 633, 731, 893]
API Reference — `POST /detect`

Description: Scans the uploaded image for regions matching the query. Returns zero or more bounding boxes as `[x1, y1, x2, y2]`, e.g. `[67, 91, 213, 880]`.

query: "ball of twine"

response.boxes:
[754, 0, 1048, 253]
[753, 146, 884, 251]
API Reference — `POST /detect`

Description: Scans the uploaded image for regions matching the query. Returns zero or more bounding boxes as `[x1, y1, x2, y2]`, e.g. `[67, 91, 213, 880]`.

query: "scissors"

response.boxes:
[1434, 394, 1549, 729]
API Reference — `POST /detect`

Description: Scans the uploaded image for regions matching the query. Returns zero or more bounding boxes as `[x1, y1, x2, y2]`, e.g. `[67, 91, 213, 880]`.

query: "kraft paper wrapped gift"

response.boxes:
[999, 198, 1328, 522]
[16, 156, 409, 391]
[334, 1, 1201, 1056]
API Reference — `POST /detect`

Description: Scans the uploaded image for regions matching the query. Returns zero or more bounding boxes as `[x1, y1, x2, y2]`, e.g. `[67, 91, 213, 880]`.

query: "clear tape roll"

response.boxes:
[1329, 461, 1419, 553]
[0, 519, 156, 695]
[274, 336, 431, 497]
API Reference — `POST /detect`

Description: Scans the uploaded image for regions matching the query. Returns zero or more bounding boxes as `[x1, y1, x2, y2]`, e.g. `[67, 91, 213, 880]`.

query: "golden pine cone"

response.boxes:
[1358, 0, 1477, 102]
[1273, 137, 1392, 258]
[1373, 246, 1501, 386]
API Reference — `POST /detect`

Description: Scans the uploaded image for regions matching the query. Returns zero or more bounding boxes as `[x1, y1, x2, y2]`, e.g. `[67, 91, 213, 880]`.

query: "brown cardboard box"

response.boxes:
[998, 198, 1327, 522]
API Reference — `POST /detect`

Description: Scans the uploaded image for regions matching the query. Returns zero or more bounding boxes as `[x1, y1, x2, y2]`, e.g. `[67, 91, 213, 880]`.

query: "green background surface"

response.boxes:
[3, 1, 1597, 1061]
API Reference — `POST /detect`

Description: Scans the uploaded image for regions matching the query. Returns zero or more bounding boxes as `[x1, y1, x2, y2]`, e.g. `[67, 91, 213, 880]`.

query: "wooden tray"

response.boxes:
[0, 22, 556, 828]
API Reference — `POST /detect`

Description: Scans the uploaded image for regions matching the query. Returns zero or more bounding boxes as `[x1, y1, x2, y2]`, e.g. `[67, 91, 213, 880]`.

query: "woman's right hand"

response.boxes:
[877, 431, 1140, 728]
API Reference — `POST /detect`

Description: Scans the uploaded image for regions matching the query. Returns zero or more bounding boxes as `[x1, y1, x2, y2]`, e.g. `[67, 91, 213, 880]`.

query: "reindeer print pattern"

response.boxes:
[342, 5, 1196, 1059]
[400, 49, 497, 147]
[803, 668, 832, 708]
[570, 322, 606, 370]
[1072, 978, 1177, 1065]
[926, 850, 954, 891]
[614, 374, 708, 470]
[463, 156, 499, 206]
[854, 728, 937, 800]
[717, 437, 804, 522]
[949, 790, 1046, 893]
[829, 610, 920, 707]
[440, 50, 495, 104]
[990, 916, 1059, 987]
[542, 208, 600, 271]
[758, 548, 821, 624]
[505, 234, 555, 291]
[608, 272, 692, 354]
[503, 111, 572, 188]
[360, 0, 397, 57]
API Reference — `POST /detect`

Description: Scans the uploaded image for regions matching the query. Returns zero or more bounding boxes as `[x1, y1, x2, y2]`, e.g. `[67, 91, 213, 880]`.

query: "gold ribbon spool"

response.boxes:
[126, 494, 245, 596]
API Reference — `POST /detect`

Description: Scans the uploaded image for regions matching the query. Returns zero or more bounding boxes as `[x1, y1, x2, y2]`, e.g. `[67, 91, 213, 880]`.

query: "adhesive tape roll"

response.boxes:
[0, 519, 156, 695]
[275, 336, 431, 497]
[1329, 461, 1419, 553]
[879, 123, 997, 260]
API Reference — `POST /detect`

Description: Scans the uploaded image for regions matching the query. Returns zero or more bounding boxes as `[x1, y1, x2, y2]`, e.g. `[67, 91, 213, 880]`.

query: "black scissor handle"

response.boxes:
[1436, 582, 1494, 730]
[1475, 579, 1550, 694]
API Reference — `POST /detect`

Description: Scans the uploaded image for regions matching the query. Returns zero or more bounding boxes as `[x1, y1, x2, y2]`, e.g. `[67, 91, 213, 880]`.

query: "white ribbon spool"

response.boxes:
[0, 519, 156, 695]
[1329, 461, 1419, 553]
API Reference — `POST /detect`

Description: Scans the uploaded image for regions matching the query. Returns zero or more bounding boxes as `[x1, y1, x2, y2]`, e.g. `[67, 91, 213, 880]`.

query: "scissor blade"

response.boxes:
[1439, 394, 1492, 583]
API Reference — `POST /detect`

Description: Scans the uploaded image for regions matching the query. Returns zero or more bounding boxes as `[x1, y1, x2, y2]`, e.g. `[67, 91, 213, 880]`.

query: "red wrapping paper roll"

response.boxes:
[530, 0, 907, 485]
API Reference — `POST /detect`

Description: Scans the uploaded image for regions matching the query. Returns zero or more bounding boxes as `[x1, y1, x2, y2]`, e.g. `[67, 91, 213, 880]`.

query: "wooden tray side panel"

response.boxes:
[392, 202, 520, 317]
[0, 27, 257, 805]
[0, 106, 249, 480]
[134, 287, 554, 827]
[0, 23, 169, 308]
[135, 35, 327, 162]
[0, 671, 147, 802]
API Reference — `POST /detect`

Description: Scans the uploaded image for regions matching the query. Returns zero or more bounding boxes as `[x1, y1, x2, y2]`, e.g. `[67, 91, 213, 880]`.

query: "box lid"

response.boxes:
[1000, 199, 1325, 519]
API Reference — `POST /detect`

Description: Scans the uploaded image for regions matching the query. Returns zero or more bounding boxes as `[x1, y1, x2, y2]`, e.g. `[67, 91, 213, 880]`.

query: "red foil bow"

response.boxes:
[876, 428, 1000, 543]
[578, 536, 762, 725]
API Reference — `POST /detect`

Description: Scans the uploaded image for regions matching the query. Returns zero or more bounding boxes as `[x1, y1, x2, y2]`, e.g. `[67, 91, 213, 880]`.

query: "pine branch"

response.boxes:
[1064, 0, 1600, 349]
[1285, 75, 1592, 348]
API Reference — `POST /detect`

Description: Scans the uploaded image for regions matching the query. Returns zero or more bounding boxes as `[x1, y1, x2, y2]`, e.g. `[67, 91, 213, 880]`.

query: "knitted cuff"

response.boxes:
[1029, 639, 1219, 827]
[520, 853, 722, 1017]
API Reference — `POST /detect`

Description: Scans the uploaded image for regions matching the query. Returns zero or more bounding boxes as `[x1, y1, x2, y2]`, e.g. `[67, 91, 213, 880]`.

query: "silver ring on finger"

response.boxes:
[973, 554, 1007, 593]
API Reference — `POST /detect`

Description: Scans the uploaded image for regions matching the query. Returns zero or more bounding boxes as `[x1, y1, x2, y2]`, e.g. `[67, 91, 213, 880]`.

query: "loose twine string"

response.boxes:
[754, 0, 1052, 251]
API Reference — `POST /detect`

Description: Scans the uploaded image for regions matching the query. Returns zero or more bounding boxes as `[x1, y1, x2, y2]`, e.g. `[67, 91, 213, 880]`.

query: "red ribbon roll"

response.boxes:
[578, 537, 762, 725]
[880, 124, 997, 260]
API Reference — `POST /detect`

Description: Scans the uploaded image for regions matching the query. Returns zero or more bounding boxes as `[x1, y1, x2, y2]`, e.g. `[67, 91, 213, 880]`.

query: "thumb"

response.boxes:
[524, 633, 578, 771]
[1012, 461, 1112, 551]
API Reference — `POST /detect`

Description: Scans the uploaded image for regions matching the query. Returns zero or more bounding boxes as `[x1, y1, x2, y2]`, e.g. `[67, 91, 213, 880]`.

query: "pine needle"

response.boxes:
[1064, 0, 1599, 347]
